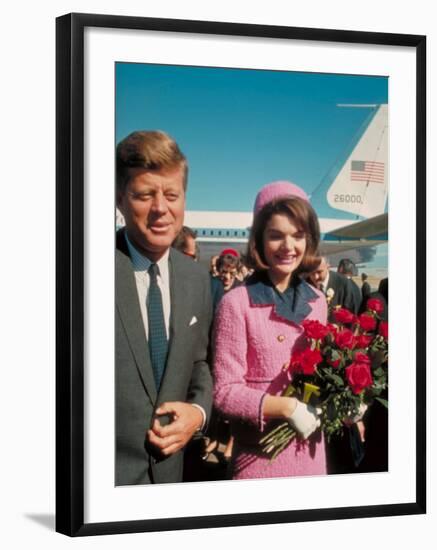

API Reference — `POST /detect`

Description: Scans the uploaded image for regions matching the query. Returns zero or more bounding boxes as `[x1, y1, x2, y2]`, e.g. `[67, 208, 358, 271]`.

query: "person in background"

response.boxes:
[211, 250, 242, 313]
[203, 249, 242, 470]
[378, 277, 388, 304]
[236, 253, 251, 282]
[356, 278, 388, 474]
[337, 258, 362, 314]
[213, 181, 328, 480]
[172, 225, 199, 260]
[361, 272, 371, 301]
[209, 255, 219, 277]
[307, 257, 366, 474]
[307, 256, 357, 317]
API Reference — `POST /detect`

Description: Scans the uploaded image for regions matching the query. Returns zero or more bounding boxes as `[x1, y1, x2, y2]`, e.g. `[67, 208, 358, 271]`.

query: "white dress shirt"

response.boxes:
[124, 233, 206, 429]
[125, 233, 171, 339]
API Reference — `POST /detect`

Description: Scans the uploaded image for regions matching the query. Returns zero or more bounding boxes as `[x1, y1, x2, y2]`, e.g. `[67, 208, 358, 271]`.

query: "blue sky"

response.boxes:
[115, 63, 388, 277]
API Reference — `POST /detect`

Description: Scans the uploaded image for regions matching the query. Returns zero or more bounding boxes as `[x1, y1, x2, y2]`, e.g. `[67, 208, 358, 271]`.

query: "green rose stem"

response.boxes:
[259, 422, 289, 444]
[262, 425, 296, 454]
[270, 432, 297, 461]
[265, 428, 294, 449]
[261, 433, 291, 452]
[271, 430, 295, 448]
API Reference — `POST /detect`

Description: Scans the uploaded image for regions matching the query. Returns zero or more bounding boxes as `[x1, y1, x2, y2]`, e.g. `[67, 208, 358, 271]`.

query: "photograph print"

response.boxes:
[114, 62, 389, 487]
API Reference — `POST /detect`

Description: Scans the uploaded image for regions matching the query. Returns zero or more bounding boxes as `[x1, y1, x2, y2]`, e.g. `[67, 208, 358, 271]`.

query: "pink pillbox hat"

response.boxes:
[253, 180, 309, 216]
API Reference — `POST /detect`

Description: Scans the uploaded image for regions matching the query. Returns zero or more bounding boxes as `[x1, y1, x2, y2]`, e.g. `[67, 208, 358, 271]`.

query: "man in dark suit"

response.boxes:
[337, 258, 362, 314]
[360, 272, 372, 302]
[308, 257, 365, 474]
[307, 257, 357, 316]
[115, 130, 213, 485]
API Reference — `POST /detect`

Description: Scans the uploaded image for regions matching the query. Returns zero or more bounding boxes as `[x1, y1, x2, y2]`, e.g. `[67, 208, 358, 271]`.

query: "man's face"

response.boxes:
[309, 258, 329, 287]
[118, 165, 185, 261]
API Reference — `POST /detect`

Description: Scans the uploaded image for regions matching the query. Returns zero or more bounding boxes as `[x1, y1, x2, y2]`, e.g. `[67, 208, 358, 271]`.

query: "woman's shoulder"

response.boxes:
[220, 283, 249, 306]
[214, 285, 251, 327]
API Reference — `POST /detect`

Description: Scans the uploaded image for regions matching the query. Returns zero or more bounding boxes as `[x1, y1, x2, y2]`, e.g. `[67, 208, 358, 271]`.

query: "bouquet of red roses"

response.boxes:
[260, 298, 388, 460]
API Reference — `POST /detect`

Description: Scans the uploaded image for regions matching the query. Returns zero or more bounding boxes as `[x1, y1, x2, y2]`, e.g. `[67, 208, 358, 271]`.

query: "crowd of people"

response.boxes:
[115, 129, 388, 486]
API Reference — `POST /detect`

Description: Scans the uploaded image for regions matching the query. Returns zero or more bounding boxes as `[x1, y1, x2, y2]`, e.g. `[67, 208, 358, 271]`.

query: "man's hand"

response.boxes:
[147, 402, 203, 457]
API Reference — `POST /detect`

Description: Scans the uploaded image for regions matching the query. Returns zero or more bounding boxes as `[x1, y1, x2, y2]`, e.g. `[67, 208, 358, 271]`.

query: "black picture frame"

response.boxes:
[56, 12, 426, 537]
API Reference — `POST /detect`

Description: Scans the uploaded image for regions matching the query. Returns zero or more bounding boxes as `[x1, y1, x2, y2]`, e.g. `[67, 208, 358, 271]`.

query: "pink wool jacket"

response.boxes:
[213, 275, 328, 480]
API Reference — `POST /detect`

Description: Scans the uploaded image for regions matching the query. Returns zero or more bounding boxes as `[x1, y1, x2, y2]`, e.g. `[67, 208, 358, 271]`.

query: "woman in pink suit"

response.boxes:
[213, 181, 328, 480]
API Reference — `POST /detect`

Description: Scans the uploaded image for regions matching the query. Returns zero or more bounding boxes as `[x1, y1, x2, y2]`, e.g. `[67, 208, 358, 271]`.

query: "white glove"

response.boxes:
[287, 401, 322, 439]
[343, 403, 368, 426]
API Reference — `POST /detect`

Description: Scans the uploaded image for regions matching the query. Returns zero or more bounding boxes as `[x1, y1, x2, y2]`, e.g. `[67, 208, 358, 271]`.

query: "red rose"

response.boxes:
[345, 362, 373, 395]
[353, 351, 371, 364]
[333, 308, 356, 325]
[366, 298, 384, 314]
[334, 328, 356, 350]
[355, 334, 372, 349]
[379, 321, 388, 340]
[290, 348, 322, 375]
[302, 320, 329, 341]
[327, 323, 339, 335]
[358, 313, 377, 332]
[327, 357, 341, 368]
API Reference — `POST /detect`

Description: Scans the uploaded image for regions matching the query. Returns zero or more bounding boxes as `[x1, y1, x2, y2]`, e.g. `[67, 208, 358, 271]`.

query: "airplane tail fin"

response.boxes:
[326, 104, 388, 218]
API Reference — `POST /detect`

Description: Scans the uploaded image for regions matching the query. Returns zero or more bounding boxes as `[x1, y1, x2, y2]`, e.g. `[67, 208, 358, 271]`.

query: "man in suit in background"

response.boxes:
[307, 256, 357, 316]
[337, 258, 362, 314]
[308, 256, 366, 474]
[115, 130, 213, 485]
[360, 272, 372, 302]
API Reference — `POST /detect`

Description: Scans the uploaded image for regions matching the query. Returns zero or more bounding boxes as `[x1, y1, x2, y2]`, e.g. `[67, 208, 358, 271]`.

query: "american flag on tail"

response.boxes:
[351, 160, 384, 183]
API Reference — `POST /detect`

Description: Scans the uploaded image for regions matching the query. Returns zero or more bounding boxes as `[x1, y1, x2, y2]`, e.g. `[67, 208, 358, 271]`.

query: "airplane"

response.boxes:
[184, 104, 388, 263]
[116, 104, 388, 267]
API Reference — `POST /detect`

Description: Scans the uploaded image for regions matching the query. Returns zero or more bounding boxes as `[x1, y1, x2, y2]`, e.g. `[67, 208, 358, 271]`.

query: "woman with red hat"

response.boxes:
[213, 181, 328, 479]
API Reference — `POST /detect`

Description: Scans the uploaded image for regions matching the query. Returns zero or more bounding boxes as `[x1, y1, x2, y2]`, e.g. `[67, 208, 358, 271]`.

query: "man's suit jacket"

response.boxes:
[361, 281, 371, 301]
[115, 230, 213, 486]
[346, 277, 362, 314]
[326, 270, 358, 314]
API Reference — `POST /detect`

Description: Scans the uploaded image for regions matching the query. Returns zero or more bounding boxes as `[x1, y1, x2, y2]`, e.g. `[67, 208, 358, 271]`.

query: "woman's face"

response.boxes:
[218, 265, 238, 290]
[263, 213, 306, 286]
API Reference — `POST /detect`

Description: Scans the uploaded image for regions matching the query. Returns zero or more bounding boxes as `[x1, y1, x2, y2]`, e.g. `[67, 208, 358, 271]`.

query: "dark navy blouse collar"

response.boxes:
[245, 271, 319, 325]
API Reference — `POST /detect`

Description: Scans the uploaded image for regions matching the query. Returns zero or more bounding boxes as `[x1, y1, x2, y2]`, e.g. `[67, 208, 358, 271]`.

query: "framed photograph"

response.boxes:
[56, 12, 426, 536]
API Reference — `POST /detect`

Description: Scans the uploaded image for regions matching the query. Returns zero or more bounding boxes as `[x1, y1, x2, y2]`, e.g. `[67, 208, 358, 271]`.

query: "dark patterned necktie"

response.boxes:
[147, 263, 168, 390]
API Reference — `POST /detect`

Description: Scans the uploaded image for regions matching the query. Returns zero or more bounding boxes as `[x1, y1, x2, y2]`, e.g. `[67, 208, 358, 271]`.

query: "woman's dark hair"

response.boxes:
[246, 196, 321, 275]
[216, 253, 241, 272]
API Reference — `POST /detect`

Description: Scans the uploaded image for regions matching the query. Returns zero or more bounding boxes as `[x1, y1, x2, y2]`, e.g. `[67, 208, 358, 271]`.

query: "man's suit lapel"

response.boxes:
[116, 231, 158, 404]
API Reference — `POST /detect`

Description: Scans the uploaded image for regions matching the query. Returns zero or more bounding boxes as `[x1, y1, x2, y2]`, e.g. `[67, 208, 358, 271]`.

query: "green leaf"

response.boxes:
[326, 372, 344, 386]
[375, 397, 389, 408]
